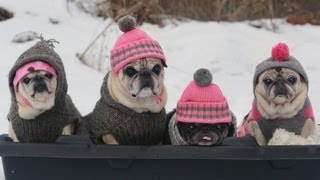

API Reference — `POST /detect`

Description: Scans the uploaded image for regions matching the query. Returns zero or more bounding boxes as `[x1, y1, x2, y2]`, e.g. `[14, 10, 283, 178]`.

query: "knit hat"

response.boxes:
[110, 15, 166, 73]
[176, 69, 232, 124]
[253, 43, 308, 86]
[13, 61, 57, 89]
[8, 36, 68, 104]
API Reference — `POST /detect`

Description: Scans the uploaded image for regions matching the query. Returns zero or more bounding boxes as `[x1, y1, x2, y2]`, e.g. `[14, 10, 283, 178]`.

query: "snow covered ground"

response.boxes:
[1, 0, 320, 179]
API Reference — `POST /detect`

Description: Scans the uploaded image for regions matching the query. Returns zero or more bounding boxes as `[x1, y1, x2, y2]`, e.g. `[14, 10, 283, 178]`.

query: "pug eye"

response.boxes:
[23, 77, 31, 84]
[152, 64, 162, 75]
[45, 73, 53, 79]
[263, 78, 273, 86]
[216, 125, 221, 129]
[188, 125, 195, 130]
[125, 67, 137, 77]
[287, 75, 297, 85]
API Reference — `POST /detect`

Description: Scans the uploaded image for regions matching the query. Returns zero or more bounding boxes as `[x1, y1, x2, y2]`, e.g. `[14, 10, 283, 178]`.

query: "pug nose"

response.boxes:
[34, 81, 48, 93]
[274, 79, 288, 96]
[140, 70, 151, 77]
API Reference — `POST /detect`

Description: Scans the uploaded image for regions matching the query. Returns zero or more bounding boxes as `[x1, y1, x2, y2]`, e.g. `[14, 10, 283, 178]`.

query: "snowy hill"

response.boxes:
[1, 0, 320, 179]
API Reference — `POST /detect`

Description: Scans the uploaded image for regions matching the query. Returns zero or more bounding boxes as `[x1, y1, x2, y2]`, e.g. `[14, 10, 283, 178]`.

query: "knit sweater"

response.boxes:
[7, 38, 81, 143]
[78, 73, 167, 145]
[236, 98, 314, 141]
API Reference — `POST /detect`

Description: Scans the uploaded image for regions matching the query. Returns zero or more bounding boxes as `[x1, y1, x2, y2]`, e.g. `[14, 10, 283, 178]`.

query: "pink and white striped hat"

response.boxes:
[110, 15, 166, 74]
[176, 69, 232, 124]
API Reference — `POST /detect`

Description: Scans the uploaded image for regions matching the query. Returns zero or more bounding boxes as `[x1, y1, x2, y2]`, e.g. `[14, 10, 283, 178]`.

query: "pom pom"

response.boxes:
[118, 15, 137, 32]
[193, 68, 212, 87]
[271, 43, 289, 61]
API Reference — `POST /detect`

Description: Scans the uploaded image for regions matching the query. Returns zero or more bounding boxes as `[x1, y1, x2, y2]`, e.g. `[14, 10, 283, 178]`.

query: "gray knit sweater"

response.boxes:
[77, 73, 167, 145]
[7, 38, 81, 143]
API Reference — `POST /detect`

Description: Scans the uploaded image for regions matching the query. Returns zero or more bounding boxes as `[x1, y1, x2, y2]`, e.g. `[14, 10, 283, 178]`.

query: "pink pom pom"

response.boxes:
[271, 43, 289, 61]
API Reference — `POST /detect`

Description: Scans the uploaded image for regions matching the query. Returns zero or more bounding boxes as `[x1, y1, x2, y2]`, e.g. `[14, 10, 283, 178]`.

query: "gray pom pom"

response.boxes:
[118, 15, 137, 32]
[193, 68, 212, 86]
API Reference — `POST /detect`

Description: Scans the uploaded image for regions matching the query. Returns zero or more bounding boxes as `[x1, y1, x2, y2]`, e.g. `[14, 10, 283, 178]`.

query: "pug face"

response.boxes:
[17, 70, 57, 110]
[108, 57, 167, 113]
[255, 67, 307, 119]
[177, 122, 229, 146]
[118, 57, 166, 98]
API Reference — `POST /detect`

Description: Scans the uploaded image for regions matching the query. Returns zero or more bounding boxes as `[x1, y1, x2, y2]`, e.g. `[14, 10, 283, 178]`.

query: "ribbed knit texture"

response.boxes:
[258, 113, 306, 141]
[111, 17, 166, 73]
[237, 98, 314, 137]
[7, 38, 81, 143]
[77, 73, 167, 145]
[176, 81, 232, 124]
[9, 95, 80, 142]
[253, 43, 308, 86]
[168, 111, 188, 145]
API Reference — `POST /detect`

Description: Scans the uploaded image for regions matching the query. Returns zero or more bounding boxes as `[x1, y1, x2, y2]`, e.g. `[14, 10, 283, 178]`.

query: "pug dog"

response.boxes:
[102, 57, 167, 144]
[167, 69, 236, 146]
[177, 122, 231, 146]
[8, 37, 80, 143]
[249, 67, 314, 145]
[78, 15, 168, 145]
[237, 43, 315, 146]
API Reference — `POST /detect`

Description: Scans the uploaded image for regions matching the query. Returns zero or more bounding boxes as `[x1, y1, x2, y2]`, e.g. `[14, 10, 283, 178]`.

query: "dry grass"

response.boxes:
[0, 7, 13, 21]
[87, 0, 320, 25]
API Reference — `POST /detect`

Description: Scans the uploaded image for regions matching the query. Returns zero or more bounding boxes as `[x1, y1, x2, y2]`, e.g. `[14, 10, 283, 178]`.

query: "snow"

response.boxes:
[269, 127, 320, 145]
[1, 0, 320, 179]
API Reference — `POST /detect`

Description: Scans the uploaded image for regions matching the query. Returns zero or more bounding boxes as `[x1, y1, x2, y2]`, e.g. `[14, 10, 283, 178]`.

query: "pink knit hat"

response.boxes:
[176, 69, 232, 124]
[110, 15, 166, 73]
[13, 60, 57, 89]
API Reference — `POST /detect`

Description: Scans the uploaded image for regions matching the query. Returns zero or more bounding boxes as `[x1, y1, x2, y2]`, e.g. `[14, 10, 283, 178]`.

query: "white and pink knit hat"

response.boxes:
[13, 60, 57, 89]
[176, 69, 232, 124]
[110, 15, 166, 73]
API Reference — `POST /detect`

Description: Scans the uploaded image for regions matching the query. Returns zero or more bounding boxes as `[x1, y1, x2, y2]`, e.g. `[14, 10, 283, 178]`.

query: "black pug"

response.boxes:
[167, 69, 236, 146]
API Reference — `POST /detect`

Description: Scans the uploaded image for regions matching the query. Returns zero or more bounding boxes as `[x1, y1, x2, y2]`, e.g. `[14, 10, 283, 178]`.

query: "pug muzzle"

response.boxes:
[131, 69, 156, 97]
[32, 76, 52, 95]
[177, 122, 229, 146]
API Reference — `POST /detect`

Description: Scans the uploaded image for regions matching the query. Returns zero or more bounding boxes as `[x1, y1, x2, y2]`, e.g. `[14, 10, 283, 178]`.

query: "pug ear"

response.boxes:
[299, 74, 306, 83]
[222, 127, 229, 137]
[161, 61, 167, 68]
[255, 74, 261, 85]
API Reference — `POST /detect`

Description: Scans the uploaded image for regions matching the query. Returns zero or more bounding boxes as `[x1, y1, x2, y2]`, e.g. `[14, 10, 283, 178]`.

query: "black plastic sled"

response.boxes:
[1, 134, 320, 180]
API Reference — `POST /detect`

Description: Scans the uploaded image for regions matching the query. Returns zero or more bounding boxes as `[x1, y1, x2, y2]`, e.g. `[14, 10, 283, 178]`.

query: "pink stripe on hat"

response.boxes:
[176, 101, 231, 124]
[13, 61, 57, 89]
[110, 16, 166, 74]
[175, 69, 232, 125]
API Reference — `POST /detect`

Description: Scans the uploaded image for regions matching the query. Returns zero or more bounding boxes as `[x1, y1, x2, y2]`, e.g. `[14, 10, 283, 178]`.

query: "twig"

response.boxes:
[77, 20, 113, 62]
[268, 0, 276, 32]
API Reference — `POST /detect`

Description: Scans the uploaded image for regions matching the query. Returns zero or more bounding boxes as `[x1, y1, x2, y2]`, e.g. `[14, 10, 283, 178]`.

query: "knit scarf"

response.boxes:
[168, 112, 188, 145]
